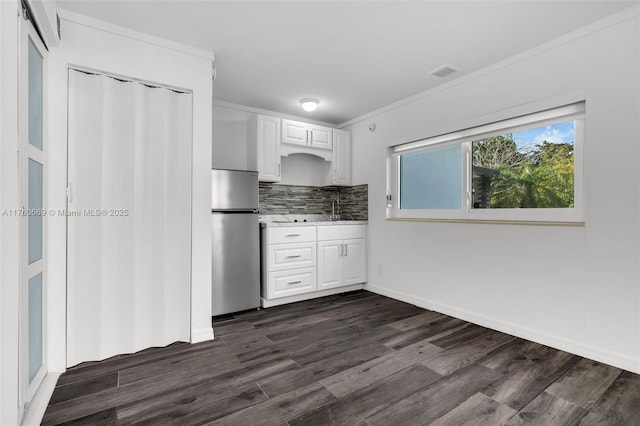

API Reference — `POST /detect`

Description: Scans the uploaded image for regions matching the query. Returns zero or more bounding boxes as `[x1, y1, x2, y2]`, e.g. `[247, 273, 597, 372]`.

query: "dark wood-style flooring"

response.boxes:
[43, 290, 640, 425]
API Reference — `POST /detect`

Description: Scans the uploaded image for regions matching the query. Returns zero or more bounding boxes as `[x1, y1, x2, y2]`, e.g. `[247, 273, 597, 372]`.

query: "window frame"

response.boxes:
[387, 102, 585, 224]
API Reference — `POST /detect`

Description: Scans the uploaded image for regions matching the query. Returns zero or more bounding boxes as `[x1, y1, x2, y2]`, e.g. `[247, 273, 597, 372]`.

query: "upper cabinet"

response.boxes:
[248, 113, 352, 186]
[281, 120, 307, 146]
[282, 119, 333, 150]
[248, 114, 281, 182]
[308, 124, 332, 150]
[329, 129, 351, 186]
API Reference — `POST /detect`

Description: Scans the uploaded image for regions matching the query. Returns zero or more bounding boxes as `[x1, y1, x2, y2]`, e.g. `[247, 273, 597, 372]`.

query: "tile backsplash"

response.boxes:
[259, 183, 368, 220]
[335, 184, 368, 221]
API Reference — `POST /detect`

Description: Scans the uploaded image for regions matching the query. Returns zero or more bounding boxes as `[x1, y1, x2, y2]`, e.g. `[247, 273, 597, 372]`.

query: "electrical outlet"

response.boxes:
[377, 264, 384, 275]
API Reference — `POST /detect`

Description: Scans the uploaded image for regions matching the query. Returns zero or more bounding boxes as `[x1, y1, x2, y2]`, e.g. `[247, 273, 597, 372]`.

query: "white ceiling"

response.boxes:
[57, 1, 636, 125]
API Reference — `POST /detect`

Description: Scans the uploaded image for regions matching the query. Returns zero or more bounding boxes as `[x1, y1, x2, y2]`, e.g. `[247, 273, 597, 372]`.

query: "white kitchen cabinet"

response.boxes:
[281, 120, 308, 147]
[262, 226, 317, 301]
[308, 124, 332, 149]
[248, 114, 281, 182]
[268, 241, 316, 271]
[325, 129, 351, 186]
[261, 223, 367, 307]
[317, 240, 342, 289]
[317, 225, 367, 290]
[281, 119, 333, 150]
[343, 239, 366, 285]
[267, 225, 316, 244]
[317, 238, 366, 290]
[267, 267, 317, 299]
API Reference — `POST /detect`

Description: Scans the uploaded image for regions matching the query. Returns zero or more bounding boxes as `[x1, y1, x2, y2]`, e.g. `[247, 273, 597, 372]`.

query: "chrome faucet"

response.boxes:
[330, 199, 340, 221]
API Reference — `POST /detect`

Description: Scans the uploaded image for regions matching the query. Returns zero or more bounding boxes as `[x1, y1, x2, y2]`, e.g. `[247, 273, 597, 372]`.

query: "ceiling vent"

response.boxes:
[430, 64, 458, 78]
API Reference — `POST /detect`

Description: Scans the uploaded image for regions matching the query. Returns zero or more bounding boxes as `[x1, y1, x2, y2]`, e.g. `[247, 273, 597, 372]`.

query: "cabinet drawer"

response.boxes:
[268, 226, 316, 244]
[269, 242, 316, 271]
[268, 267, 316, 299]
[317, 225, 366, 241]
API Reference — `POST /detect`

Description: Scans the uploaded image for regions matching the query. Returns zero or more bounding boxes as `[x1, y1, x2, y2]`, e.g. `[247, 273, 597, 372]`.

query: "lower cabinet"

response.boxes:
[317, 239, 366, 290]
[261, 224, 367, 307]
[343, 239, 367, 285]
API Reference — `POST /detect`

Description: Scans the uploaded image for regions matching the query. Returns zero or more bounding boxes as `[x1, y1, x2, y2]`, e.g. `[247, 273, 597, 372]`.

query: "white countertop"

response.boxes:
[261, 220, 368, 227]
[259, 214, 367, 227]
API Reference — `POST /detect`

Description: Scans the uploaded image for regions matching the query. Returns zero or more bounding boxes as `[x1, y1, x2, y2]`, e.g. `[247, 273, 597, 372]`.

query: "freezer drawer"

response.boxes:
[211, 169, 258, 211]
[212, 212, 260, 315]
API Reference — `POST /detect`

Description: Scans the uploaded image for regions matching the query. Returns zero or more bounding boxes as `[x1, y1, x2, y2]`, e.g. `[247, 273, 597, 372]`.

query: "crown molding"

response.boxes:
[338, 4, 639, 129]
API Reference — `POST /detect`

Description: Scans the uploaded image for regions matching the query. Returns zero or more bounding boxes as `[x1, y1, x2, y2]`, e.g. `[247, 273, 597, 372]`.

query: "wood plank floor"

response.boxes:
[42, 290, 640, 425]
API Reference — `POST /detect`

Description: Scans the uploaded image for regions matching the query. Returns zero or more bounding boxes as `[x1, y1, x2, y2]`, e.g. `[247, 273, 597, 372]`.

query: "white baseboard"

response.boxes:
[365, 283, 640, 374]
[261, 284, 364, 308]
[21, 372, 60, 426]
[190, 327, 214, 343]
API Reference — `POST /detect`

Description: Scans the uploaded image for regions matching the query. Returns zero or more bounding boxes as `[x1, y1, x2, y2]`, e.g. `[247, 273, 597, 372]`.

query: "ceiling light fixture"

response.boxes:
[300, 98, 319, 112]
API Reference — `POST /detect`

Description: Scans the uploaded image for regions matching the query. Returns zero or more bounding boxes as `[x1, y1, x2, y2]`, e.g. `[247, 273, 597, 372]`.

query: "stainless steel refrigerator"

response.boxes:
[211, 169, 260, 316]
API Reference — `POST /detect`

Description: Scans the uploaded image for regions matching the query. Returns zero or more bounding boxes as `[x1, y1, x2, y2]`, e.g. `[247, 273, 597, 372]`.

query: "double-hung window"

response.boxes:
[388, 102, 584, 224]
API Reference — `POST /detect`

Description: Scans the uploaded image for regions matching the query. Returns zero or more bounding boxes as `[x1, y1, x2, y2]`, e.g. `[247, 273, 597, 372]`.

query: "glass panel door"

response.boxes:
[27, 157, 44, 382]
[19, 15, 47, 412]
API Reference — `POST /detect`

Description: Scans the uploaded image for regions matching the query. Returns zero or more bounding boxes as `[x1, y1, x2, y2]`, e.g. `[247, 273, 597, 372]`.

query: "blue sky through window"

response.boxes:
[512, 121, 574, 149]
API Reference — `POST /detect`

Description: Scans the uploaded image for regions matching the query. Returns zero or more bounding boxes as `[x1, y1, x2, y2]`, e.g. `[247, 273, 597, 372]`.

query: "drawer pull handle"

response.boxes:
[288, 280, 302, 285]
[286, 233, 302, 237]
[286, 255, 302, 258]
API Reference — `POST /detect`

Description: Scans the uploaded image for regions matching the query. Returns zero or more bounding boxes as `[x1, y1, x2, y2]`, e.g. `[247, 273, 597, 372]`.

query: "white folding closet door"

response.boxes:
[67, 70, 192, 367]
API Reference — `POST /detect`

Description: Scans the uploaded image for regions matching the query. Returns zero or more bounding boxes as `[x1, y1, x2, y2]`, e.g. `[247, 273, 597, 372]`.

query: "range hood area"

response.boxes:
[280, 144, 332, 161]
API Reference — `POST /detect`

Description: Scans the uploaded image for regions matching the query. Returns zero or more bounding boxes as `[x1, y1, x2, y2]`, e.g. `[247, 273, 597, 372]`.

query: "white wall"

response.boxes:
[212, 105, 250, 170]
[348, 10, 640, 373]
[0, 2, 21, 423]
[47, 12, 214, 373]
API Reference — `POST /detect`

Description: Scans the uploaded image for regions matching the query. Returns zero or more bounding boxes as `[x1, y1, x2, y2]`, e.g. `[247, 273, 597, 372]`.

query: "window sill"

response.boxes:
[386, 217, 585, 227]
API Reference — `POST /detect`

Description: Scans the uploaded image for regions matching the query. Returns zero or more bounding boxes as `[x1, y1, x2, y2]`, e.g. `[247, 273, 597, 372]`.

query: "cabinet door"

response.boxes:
[309, 124, 332, 150]
[343, 239, 367, 285]
[332, 129, 351, 185]
[317, 240, 343, 290]
[257, 115, 281, 182]
[282, 119, 308, 146]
